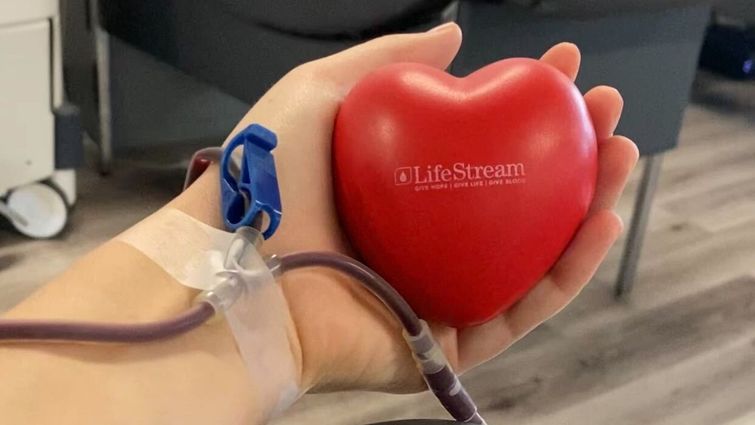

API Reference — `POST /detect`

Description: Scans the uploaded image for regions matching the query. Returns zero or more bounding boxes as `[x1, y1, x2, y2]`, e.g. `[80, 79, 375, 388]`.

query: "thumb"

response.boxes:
[310, 22, 463, 87]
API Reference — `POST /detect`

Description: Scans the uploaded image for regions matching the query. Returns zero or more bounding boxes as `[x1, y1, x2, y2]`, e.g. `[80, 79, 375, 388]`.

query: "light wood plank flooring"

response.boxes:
[1, 72, 754, 424]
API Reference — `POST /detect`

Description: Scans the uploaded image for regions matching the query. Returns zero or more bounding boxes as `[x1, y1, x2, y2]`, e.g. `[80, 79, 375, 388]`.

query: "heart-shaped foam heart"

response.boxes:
[333, 58, 597, 327]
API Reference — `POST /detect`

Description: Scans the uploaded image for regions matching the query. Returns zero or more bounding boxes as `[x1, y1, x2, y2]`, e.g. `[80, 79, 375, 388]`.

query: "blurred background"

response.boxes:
[1, 0, 754, 423]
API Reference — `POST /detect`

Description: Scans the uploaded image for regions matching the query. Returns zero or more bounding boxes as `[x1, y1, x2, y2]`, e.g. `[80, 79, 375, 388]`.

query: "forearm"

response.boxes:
[0, 166, 289, 425]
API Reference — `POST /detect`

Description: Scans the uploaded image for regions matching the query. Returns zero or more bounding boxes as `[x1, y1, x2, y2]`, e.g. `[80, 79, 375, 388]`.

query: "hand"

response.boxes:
[228, 23, 639, 393]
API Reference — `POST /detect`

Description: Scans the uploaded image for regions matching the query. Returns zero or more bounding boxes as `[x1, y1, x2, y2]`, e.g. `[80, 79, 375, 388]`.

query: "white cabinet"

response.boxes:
[0, 20, 55, 195]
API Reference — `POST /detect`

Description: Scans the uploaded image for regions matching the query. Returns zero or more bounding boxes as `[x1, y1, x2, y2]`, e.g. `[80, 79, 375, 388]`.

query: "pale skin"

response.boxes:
[0, 23, 638, 424]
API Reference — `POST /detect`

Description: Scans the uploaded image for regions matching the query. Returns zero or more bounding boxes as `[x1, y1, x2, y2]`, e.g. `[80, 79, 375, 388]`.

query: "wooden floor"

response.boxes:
[1, 72, 754, 424]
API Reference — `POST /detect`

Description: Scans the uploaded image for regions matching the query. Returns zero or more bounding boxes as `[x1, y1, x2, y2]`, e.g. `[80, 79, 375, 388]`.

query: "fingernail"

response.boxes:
[427, 22, 456, 33]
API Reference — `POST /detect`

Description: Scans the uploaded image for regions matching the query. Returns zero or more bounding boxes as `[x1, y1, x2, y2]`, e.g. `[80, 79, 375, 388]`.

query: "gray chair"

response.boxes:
[65, 0, 712, 298]
[63, 0, 454, 175]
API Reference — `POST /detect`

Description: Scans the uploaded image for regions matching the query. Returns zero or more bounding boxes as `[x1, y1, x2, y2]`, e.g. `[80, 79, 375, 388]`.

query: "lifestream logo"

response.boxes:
[394, 162, 527, 191]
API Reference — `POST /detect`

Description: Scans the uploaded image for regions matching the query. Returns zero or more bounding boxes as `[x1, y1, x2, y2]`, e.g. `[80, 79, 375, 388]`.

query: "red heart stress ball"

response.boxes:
[333, 58, 597, 327]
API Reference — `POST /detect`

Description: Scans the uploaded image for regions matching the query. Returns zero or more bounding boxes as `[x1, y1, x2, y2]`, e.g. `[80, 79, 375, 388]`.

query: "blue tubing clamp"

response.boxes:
[220, 124, 282, 239]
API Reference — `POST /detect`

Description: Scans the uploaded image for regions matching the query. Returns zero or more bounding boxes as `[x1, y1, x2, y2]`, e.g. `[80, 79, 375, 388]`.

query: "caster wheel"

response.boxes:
[6, 182, 68, 239]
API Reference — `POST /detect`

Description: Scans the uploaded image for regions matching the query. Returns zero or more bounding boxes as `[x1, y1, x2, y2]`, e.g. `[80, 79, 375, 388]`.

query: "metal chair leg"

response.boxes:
[90, 0, 113, 175]
[615, 153, 664, 299]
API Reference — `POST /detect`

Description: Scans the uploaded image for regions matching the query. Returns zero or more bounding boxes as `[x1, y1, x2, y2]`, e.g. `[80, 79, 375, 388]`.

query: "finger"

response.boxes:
[539, 42, 581, 81]
[584, 86, 624, 139]
[548, 209, 623, 292]
[590, 135, 639, 213]
[456, 210, 622, 369]
[456, 313, 515, 371]
[311, 22, 463, 86]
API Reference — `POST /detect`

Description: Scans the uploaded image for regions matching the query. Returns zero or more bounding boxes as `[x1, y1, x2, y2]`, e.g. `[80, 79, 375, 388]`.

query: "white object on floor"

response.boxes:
[6, 182, 68, 238]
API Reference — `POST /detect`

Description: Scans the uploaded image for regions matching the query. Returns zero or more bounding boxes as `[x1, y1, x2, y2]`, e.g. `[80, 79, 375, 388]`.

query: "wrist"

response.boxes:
[169, 149, 415, 395]
[280, 267, 422, 394]
[169, 164, 224, 229]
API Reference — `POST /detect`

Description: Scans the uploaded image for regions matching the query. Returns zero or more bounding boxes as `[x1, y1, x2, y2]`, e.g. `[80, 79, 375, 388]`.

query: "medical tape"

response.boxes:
[116, 208, 301, 418]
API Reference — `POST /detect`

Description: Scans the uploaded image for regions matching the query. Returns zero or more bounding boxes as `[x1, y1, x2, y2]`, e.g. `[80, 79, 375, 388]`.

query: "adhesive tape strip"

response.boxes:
[116, 208, 231, 290]
[225, 248, 302, 417]
[116, 208, 302, 418]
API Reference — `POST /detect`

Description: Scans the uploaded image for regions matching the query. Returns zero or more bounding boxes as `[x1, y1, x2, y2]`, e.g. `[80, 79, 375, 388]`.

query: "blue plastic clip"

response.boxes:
[220, 124, 282, 239]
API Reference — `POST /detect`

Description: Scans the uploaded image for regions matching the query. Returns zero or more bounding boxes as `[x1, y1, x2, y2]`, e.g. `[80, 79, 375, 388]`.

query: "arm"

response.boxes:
[0, 23, 637, 424]
[0, 165, 284, 425]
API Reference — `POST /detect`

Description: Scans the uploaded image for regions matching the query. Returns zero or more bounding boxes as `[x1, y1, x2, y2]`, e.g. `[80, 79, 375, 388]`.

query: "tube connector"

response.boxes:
[403, 320, 448, 374]
[403, 320, 485, 424]
[264, 254, 283, 279]
[195, 226, 269, 317]
[195, 279, 243, 315]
